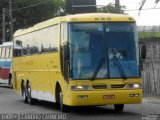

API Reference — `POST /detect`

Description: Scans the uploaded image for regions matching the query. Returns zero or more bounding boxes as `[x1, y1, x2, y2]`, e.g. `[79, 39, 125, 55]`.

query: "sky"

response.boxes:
[96, 0, 160, 26]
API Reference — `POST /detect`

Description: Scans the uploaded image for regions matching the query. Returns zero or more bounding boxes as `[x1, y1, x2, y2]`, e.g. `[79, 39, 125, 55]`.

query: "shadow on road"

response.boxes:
[33, 100, 140, 116]
[0, 84, 12, 89]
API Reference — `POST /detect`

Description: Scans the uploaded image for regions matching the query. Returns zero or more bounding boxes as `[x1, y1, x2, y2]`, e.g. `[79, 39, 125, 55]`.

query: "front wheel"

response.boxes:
[114, 104, 124, 112]
[59, 90, 68, 112]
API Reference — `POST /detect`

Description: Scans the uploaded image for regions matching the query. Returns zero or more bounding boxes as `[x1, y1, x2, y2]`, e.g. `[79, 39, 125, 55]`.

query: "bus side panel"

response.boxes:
[13, 53, 64, 102]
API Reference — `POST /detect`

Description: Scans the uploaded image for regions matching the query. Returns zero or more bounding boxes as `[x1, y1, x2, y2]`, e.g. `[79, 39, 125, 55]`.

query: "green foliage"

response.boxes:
[97, 3, 126, 14]
[12, 0, 65, 29]
[0, 0, 66, 42]
[138, 32, 160, 39]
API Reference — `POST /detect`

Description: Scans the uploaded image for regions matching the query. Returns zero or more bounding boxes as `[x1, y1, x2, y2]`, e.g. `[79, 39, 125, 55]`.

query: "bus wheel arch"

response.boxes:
[55, 82, 61, 104]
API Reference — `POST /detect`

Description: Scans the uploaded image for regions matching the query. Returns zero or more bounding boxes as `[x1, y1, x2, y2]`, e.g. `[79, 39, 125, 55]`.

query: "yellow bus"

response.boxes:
[13, 13, 142, 112]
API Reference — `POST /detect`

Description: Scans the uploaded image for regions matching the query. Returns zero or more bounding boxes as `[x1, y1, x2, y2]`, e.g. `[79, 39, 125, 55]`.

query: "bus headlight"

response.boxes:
[71, 85, 92, 91]
[126, 83, 142, 89]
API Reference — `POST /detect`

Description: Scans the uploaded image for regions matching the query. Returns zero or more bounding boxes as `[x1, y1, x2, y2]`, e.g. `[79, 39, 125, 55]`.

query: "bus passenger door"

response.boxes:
[60, 22, 69, 82]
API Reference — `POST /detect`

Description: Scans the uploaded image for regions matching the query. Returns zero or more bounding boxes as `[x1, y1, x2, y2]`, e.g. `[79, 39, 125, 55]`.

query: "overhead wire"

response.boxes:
[0, 0, 51, 20]
[12, 0, 51, 12]
[124, 7, 160, 11]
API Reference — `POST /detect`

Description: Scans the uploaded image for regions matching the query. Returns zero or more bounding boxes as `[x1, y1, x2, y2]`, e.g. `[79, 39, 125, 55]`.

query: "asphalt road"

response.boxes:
[0, 85, 160, 120]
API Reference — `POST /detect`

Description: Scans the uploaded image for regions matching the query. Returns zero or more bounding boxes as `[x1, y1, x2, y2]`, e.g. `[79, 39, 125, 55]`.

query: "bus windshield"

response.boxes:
[69, 22, 139, 79]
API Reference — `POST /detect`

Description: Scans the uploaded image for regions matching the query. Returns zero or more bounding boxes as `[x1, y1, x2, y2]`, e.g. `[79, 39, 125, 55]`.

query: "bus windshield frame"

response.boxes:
[68, 22, 140, 80]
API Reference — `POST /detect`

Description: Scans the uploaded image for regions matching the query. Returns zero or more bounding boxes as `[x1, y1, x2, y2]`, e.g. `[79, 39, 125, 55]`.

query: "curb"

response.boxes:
[143, 98, 160, 103]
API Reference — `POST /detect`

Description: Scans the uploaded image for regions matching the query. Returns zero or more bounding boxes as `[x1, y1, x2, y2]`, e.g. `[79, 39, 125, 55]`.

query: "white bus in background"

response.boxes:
[0, 42, 13, 87]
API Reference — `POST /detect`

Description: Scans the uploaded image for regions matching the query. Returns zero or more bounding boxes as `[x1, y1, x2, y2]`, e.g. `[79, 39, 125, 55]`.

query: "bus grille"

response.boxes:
[92, 85, 107, 89]
[111, 84, 125, 88]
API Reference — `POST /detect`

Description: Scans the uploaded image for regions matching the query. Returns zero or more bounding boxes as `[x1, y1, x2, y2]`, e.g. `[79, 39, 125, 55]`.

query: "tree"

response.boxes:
[0, 0, 66, 43]
[12, 0, 65, 29]
[97, 3, 126, 14]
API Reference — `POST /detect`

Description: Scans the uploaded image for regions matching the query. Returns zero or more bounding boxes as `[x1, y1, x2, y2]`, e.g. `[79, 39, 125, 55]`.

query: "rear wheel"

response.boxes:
[114, 104, 124, 112]
[26, 82, 38, 105]
[21, 82, 27, 103]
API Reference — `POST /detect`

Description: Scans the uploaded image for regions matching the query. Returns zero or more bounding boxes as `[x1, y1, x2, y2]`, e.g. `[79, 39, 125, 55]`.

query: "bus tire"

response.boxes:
[114, 104, 124, 112]
[21, 81, 28, 103]
[26, 82, 38, 105]
[56, 85, 68, 112]
[59, 90, 68, 112]
[8, 74, 13, 89]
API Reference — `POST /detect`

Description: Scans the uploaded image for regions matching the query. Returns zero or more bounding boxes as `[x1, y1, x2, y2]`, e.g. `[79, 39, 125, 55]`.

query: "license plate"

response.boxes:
[103, 95, 115, 99]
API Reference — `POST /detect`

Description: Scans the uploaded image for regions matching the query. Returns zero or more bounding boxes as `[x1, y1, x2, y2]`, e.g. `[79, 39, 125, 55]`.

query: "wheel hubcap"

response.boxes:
[60, 92, 63, 109]
[21, 85, 25, 100]
[27, 85, 31, 102]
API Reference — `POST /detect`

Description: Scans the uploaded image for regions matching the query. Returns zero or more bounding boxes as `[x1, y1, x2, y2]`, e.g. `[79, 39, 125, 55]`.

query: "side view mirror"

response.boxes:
[141, 44, 147, 60]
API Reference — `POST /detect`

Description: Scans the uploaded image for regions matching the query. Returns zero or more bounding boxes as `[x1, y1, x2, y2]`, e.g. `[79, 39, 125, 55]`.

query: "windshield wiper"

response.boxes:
[90, 57, 105, 81]
[113, 55, 127, 80]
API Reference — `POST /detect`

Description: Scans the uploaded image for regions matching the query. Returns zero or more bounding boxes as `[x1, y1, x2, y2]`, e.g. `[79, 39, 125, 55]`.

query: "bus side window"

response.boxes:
[14, 49, 21, 57]
[52, 25, 59, 52]
[14, 40, 22, 57]
[27, 45, 31, 55]
[1, 47, 6, 58]
[22, 48, 27, 55]
[9, 47, 12, 58]
[5, 47, 10, 58]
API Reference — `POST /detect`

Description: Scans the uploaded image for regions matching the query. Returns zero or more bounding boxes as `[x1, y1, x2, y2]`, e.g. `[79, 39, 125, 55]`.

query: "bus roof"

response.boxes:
[14, 13, 135, 37]
[0, 42, 13, 47]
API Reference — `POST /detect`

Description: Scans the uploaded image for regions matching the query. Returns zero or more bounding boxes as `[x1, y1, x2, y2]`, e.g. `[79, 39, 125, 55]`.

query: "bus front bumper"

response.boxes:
[65, 89, 142, 106]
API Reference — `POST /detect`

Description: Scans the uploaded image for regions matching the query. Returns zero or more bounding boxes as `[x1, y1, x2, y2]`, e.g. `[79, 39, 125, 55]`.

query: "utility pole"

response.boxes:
[115, 0, 121, 14]
[9, 0, 13, 42]
[2, 8, 6, 43]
